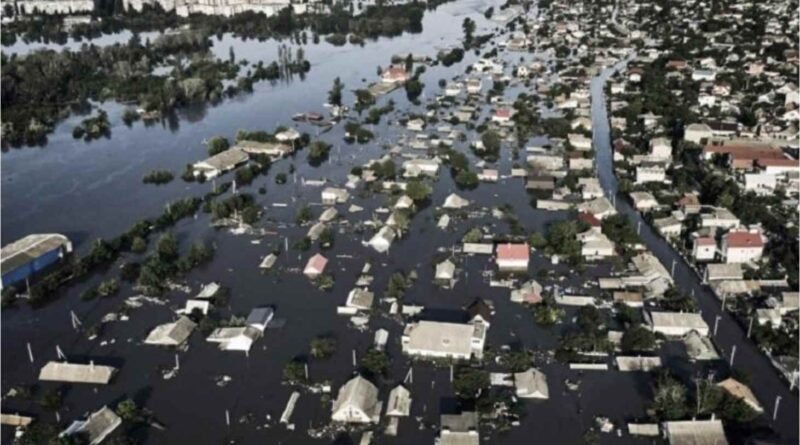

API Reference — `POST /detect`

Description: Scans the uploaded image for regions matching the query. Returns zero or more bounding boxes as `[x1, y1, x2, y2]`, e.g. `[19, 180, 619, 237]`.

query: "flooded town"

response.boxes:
[0, 0, 798, 444]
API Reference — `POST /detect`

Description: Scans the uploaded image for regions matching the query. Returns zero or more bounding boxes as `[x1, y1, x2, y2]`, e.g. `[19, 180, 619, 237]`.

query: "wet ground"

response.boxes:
[1, 1, 795, 444]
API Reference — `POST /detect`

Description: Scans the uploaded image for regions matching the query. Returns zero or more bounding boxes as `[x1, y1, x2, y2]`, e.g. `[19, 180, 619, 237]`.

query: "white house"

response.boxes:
[635, 166, 666, 184]
[368, 226, 396, 253]
[402, 320, 486, 360]
[514, 368, 549, 399]
[692, 236, 717, 261]
[684, 123, 713, 144]
[649, 137, 672, 160]
[440, 412, 479, 445]
[385, 385, 412, 417]
[721, 230, 764, 263]
[744, 173, 777, 196]
[646, 311, 709, 337]
[331, 376, 382, 424]
[321, 187, 350, 205]
[206, 326, 261, 352]
[495, 243, 530, 272]
[629, 191, 659, 211]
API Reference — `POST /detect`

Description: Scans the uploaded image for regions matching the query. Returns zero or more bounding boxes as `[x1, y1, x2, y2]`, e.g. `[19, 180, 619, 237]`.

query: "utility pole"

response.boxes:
[773, 396, 781, 421]
[720, 293, 727, 311]
[713, 315, 722, 336]
[747, 316, 754, 338]
[729, 345, 736, 367]
[27, 342, 34, 364]
[670, 259, 676, 278]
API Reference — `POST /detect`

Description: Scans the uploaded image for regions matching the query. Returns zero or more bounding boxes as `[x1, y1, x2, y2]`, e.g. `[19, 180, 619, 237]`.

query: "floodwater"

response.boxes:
[1, 1, 794, 445]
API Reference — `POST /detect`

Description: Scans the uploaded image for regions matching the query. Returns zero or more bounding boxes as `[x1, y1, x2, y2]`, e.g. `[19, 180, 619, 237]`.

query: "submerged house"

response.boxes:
[61, 406, 121, 445]
[1, 233, 72, 290]
[206, 326, 261, 352]
[514, 368, 549, 399]
[386, 385, 412, 417]
[144, 316, 196, 346]
[331, 375, 382, 424]
[402, 320, 487, 360]
[192, 148, 248, 179]
[439, 412, 480, 445]
[303, 253, 328, 278]
[39, 361, 117, 385]
[496, 243, 530, 272]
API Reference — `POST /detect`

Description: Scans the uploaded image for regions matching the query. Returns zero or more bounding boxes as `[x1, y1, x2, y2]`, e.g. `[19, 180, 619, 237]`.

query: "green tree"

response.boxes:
[328, 77, 344, 107]
[359, 349, 389, 376]
[310, 337, 337, 359]
[620, 325, 656, 352]
[453, 367, 489, 400]
[207, 136, 230, 156]
[405, 178, 431, 201]
[651, 373, 688, 420]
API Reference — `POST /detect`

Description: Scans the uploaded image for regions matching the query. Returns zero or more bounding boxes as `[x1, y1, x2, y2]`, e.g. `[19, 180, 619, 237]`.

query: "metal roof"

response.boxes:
[1, 234, 70, 274]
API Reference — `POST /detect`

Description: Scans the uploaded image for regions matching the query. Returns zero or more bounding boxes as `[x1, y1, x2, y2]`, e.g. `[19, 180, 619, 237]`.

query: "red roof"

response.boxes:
[305, 253, 328, 272]
[757, 158, 798, 168]
[578, 211, 602, 227]
[495, 108, 512, 118]
[695, 237, 716, 246]
[497, 243, 530, 261]
[725, 231, 764, 249]
[382, 66, 408, 80]
[703, 145, 785, 161]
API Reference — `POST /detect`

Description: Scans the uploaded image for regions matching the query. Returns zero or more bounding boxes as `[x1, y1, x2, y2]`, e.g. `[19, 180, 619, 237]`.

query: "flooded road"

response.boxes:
[591, 60, 799, 443]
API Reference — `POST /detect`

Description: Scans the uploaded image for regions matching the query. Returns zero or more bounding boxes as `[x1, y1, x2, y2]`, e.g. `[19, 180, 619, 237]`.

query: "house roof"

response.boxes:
[403, 321, 476, 356]
[514, 368, 548, 398]
[496, 243, 530, 261]
[39, 361, 116, 384]
[756, 158, 797, 168]
[144, 316, 196, 346]
[382, 66, 408, 80]
[305, 253, 328, 273]
[694, 237, 716, 246]
[1, 233, 71, 275]
[386, 385, 412, 416]
[63, 406, 122, 445]
[466, 298, 492, 322]
[663, 420, 728, 445]
[332, 376, 380, 420]
[578, 211, 602, 227]
[724, 231, 764, 248]
[717, 378, 762, 412]
[649, 311, 708, 330]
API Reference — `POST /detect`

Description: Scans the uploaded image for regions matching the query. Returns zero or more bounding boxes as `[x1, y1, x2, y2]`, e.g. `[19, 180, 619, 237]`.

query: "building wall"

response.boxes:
[16, 0, 94, 14]
[1, 247, 63, 288]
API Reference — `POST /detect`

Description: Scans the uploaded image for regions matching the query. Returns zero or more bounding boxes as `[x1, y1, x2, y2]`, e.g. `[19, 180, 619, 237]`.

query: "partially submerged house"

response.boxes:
[192, 148, 248, 179]
[646, 311, 709, 337]
[331, 375, 382, 424]
[39, 361, 117, 385]
[303, 253, 328, 278]
[496, 243, 530, 272]
[144, 316, 196, 346]
[662, 419, 728, 445]
[402, 320, 486, 360]
[717, 378, 763, 413]
[514, 368, 549, 399]
[207, 326, 261, 352]
[385, 384, 412, 417]
[442, 193, 470, 209]
[439, 412, 480, 445]
[61, 406, 122, 445]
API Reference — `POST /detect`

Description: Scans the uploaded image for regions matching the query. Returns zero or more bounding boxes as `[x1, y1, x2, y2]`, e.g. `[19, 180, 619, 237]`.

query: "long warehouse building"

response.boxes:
[1, 234, 72, 289]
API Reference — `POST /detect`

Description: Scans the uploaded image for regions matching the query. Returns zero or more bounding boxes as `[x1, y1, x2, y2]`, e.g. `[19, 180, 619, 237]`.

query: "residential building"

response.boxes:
[721, 229, 764, 263]
[495, 243, 530, 272]
[646, 311, 709, 337]
[402, 320, 486, 360]
[692, 236, 717, 261]
[303, 253, 328, 278]
[331, 376, 382, 424]
[635, 165, 666, 184]
[439, 412, 479, 445]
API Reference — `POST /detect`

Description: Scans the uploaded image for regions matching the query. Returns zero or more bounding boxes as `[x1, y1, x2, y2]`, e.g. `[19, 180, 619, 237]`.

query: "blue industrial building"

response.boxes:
[1, 234, 72, 290]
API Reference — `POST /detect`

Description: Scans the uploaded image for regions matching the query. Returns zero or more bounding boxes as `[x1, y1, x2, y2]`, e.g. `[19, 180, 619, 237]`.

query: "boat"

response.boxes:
[292, 113, 307, 122]
[306, 112, 324, 122]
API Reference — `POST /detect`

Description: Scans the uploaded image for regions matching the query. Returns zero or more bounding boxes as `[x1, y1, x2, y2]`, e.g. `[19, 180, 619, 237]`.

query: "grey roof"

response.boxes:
[514, 368, 549, 399]
[441, 411, 479, 432]
[63, 406, 121, 445]
[683, 331, 720, 361]
[246, 307, 274, 330]
[195, 148, 248, 171]
[39, 361, 116, 384]
[663, 420, 728, 445]
[386, 385, 412, 416]
[332, 375, 381, 423]
[144, 316, 196, 346]
[1, 233, 70, 274]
